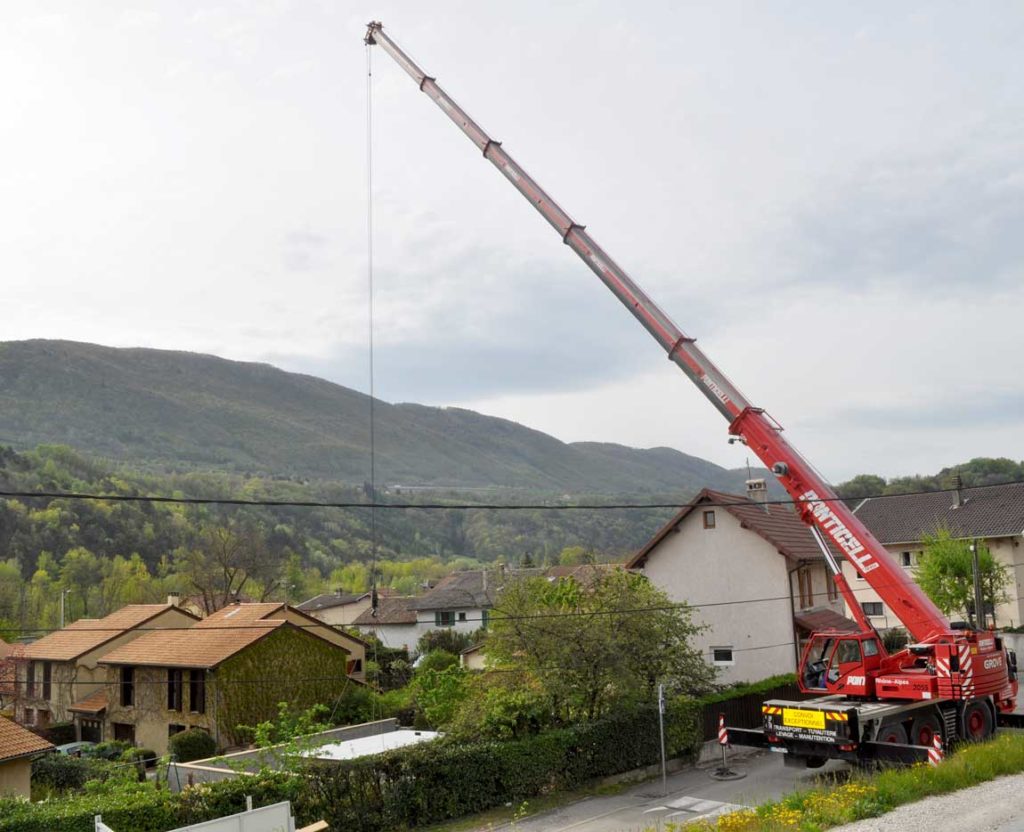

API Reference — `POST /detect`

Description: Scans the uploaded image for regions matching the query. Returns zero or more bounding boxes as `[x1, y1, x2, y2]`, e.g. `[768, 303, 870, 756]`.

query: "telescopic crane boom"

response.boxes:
[366, 21, 1017, 763]
[365, 21, 945, 641]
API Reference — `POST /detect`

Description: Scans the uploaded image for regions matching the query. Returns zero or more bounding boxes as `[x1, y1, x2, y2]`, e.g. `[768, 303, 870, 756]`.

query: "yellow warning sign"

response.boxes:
[782, 708, 826, 730]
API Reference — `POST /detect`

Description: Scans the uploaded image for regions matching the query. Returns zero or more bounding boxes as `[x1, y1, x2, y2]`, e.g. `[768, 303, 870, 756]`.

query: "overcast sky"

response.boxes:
[3, 2, 1022, 482]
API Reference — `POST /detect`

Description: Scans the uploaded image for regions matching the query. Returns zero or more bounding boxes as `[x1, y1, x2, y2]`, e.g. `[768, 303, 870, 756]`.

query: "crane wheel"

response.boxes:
[910, 713, 942, 747]
[877, 722, 908, 744]
[962, 700, 994, 742]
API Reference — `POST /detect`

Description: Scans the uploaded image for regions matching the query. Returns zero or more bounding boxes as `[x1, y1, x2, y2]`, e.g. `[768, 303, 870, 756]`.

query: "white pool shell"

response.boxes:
[303, 729, 441, 761]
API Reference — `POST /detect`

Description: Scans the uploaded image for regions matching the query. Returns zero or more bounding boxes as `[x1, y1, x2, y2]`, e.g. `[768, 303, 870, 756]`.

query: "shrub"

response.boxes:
[32, 753, 96, 792]
[416, 649, 459, 673]
[88, 740, 132, 761]
[168, 728, 217, 763]
[416, 629, 478, 657]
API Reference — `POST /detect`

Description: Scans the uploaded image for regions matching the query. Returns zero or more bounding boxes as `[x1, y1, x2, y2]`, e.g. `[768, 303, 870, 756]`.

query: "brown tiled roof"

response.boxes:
[0, 638, 11, 661]
[100, 622, 285, 669]
[794, 608, 860, 634]
[197, 602, 367, 649]
[410, 568, 546, 611]
[69, 689, 109, 714]
[0, 716, 54, 763]
[22, 604, 197, 662]
[195, 602, 285, 627]
[353, 597, 418, 626]
[854, 481, 1024, 544]
[626, 489, 838, 568]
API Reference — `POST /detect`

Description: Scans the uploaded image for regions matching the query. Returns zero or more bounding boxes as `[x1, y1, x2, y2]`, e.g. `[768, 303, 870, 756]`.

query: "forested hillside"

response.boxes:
[0, 444, 679, 633]
[0, 340, 761, 494]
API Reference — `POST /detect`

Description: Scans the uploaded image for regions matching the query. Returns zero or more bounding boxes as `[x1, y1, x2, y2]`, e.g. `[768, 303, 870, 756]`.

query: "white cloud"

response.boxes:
[2, 1, 1023, 481]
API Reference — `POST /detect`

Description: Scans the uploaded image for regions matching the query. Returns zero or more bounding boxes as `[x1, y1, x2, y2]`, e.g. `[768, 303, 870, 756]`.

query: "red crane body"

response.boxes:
[366, 22, 1018, 760]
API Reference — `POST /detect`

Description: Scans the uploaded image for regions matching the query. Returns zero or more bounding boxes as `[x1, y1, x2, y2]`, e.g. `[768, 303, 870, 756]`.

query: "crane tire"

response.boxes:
[910, 712, 942, 747]
[962, 700, 994, 742]
[877, 722, 908, 744]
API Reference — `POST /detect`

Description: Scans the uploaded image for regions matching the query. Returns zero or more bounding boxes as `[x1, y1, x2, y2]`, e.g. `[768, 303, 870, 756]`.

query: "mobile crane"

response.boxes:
[365, 22, 1019, 766]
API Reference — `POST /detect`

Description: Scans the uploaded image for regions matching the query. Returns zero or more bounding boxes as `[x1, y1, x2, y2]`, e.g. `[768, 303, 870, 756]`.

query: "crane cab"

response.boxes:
[799, 631, 883, 698]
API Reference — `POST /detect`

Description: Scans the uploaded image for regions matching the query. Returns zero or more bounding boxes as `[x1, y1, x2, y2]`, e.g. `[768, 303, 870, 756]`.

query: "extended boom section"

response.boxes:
[367, 21, 1018, 765]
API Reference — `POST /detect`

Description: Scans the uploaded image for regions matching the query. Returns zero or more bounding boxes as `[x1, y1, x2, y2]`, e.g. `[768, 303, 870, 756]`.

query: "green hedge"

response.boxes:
[298, 700, 702, 832]
[0, 783, 180, 832]
[2, 699, 702, 832]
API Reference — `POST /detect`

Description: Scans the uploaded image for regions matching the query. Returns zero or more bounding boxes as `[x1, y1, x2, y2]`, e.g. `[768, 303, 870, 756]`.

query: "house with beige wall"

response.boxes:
[297, 591, 375, 626]
[627, 482, 854, 684]
[847, 481, 1024, 630]
[16, 603, 199, 740]
[0, 716, 53, 798]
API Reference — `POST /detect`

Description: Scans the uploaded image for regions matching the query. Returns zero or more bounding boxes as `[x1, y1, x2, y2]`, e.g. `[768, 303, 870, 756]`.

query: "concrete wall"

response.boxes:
[167, 718, 399, 791]
[638, 507, 797, 683]
[0, 757, 31, 798]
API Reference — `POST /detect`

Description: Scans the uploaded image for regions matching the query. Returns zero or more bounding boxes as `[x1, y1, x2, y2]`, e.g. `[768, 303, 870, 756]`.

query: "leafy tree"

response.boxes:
[557, 546, 594, 566]
[411, 665, 469, 729]
[416, 628, 478, 657]
[487, 569, 713, 721]
[176, 522, 280, 613]
[916, 530, 1011, 626]
[415, 650, 459, 674]
[835, 474, 887, 502]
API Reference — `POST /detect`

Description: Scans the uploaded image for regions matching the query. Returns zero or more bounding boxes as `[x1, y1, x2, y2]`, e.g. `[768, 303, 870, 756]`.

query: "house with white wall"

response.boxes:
[626, 481, 854, 684]
[352, 597, 423, 652]
[848, 481, 1024, 630]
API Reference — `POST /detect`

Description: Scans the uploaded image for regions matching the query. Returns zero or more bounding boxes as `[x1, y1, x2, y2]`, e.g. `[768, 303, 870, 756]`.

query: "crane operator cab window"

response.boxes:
[802, 636, 836, 690]
[829, 639, 862, 684]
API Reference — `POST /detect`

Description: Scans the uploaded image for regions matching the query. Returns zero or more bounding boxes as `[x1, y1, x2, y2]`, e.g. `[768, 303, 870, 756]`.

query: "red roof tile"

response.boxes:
[23, 605, 198, 662]
[69, 689, 109, 714]
[0, 716, 54, 762]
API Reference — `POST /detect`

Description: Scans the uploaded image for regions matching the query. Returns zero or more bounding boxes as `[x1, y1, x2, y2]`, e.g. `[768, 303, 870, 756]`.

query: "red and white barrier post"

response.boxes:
[718, 713, 729, 746]
[928, 733, 944, 766]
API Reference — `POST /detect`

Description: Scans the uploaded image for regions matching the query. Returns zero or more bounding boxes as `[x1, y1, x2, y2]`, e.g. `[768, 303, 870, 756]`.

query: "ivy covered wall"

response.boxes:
[214, 625, 351, 746]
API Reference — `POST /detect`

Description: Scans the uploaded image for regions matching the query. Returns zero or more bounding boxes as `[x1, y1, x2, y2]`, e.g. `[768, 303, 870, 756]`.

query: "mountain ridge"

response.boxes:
[0, 339, 768, 496]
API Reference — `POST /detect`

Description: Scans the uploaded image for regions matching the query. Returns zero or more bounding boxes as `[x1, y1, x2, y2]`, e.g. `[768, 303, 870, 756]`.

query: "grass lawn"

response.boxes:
[673, 730, 1024, 832]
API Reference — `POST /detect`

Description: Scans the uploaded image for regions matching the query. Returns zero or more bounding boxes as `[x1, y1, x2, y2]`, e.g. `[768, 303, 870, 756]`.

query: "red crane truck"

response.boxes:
[365, 22, 1019, 767]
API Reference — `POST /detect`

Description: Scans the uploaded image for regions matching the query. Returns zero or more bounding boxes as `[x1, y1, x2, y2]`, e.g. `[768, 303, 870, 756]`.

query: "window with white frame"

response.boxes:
[863, 602, 884, 617]
[711, 647, 734, 666]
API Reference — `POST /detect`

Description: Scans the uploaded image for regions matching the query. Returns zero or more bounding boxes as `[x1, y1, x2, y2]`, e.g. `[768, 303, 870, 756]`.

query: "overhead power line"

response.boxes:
[0, 478, 1020, 511]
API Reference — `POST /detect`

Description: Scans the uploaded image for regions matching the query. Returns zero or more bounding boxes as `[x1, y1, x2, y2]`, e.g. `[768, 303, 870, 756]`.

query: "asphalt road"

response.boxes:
[484, 750, 850, 832]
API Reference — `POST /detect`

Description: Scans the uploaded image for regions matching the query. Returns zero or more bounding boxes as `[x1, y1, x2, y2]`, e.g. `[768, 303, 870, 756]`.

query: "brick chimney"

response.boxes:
[745, 478, 768, 505]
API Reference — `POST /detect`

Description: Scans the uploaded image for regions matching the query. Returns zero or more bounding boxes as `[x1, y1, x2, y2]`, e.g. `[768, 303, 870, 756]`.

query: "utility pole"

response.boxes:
[657, 683, 667, 796]
[60, 588, 71, 629]
[970, 540, 986, 630]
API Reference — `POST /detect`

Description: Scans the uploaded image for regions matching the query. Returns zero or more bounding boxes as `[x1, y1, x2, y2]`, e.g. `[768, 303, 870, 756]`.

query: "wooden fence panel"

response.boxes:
[701, 683, 810, 741]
